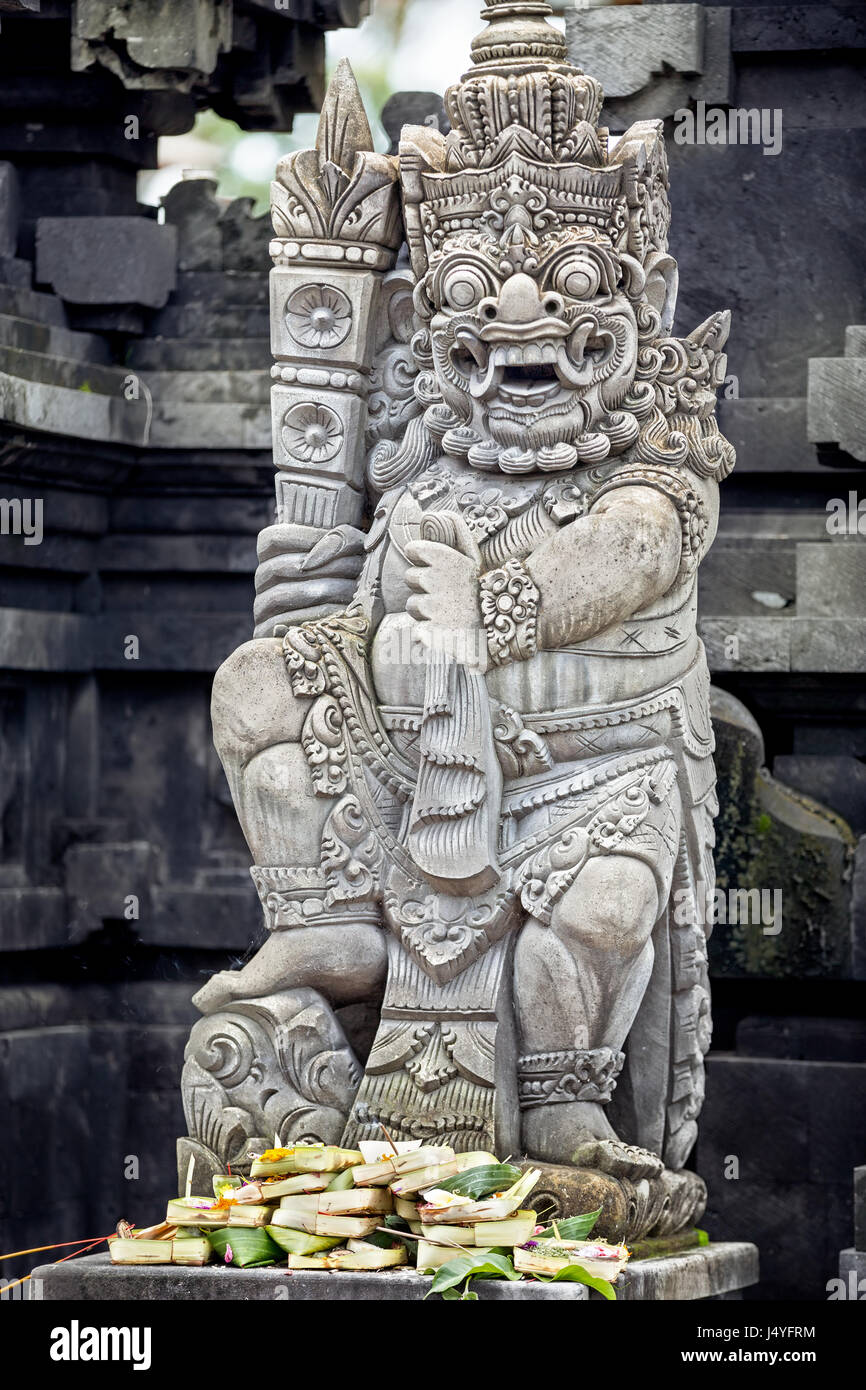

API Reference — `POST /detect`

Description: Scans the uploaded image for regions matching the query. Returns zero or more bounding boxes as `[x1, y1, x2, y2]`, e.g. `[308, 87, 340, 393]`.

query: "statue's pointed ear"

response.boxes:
[644, 250, 679, 334]
[399, 125, 448, 283]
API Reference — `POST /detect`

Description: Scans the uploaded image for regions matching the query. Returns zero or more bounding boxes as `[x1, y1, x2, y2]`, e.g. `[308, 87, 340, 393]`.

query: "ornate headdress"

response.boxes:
[401, 0, 674, 305]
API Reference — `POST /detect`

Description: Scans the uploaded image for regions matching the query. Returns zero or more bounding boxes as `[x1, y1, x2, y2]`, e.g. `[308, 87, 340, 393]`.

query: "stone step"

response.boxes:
[0, 311, 112, 365]
[0, 281, 68, 327]
[147, 302, 270, 337]
[125, 337, 270, 371]
[135, 369, 269, 404]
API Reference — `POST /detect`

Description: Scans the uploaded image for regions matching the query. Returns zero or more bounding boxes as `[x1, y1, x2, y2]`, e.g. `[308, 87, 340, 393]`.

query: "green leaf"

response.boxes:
[433, 1164, 522, 1199]
[325, 1168, 355, 1191]
[537, 1262, 617, 1300]
[695, 1228, 710, 1246]
[206, 1226, 282, 1268]
[426, 1249, 520, 1296]
[536, 1209, 602, 1242]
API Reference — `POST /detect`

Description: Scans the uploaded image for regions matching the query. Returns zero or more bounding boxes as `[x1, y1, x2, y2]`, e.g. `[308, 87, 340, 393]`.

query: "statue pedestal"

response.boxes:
[30, 1244, 758, 1301]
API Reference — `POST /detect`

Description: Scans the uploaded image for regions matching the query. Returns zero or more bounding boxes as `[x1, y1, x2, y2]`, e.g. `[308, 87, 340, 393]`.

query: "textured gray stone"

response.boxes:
[773, 756, 866, 835]
[35, 217, 177, 308]
[855, 1166, 866, 1250]
[839, 1248, 866, 1288]
[29, 1244, 758, 1301]
[565, 5, 731, 124]
[808, 350, 866, 460]
[853, 837, 866, 981]
[797, 543, 866, 619]
[0, 163, 20, 259]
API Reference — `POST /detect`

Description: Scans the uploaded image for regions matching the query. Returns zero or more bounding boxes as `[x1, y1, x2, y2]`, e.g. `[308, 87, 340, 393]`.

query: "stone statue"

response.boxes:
[180, 0, 735, 1240]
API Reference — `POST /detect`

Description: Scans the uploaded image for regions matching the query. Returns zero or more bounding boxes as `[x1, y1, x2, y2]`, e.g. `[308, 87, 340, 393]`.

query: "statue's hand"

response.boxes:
[404, 539, 486, 669]
[253, 523, 365, 636]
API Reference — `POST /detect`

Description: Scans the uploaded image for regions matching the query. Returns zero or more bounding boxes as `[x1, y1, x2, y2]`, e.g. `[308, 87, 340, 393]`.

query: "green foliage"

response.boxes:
[434, 1164, 522, 1199]
[423, 1249, 521, 1301]
[536, 1263, 617, 1301]
[536, 1209, 602, 1242]
[205, 1226, 282, 1268]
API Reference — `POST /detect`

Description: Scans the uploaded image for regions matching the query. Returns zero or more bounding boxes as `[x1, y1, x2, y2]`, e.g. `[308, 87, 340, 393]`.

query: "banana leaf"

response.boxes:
[432, 1164, 522, 1199]
[423, 1249, 522, 1298]
[325, 1168, 355, 1192]
[265, 1226, 343, 1256]
[536, 1262, 617, 1300]
[536, 1209, 602, 1242]
[206, 1226, 282, 1268]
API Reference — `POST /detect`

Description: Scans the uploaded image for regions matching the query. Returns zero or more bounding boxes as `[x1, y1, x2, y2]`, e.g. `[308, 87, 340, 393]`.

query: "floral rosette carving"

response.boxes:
[285, 283, 352, 349]
[480, 557, 540, 665]
[281, 402, 344, 465]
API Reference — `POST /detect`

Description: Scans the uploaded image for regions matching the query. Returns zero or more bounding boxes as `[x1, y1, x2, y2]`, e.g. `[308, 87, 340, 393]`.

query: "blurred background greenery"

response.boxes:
[139, 0, 568, 214]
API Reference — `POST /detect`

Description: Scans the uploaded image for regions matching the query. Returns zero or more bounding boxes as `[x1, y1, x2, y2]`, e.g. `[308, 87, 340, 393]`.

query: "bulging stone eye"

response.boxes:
[552, 256, 601, 301]
[443, 266, 489, 310]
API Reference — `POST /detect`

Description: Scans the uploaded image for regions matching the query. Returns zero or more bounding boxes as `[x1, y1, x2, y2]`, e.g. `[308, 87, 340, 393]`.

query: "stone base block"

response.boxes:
[30, 1244, 758, 1302]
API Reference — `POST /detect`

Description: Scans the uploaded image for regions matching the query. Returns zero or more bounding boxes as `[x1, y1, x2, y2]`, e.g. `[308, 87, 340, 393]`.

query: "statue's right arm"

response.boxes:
[525, 478, 719, 653]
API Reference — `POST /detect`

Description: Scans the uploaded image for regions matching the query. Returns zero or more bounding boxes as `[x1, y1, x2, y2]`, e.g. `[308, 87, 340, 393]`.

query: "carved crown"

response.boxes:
[400, 1, 673, 287]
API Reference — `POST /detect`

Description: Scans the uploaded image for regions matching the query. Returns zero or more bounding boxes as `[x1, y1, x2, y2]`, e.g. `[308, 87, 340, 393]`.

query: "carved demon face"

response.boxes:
[424, 226, 640, 454]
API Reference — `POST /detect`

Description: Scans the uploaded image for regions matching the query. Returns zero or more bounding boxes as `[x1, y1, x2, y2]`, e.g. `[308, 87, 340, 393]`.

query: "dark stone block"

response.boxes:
[855, 838, 866, 981]
[125, 337, 269, 371]
[855, 1165, 866, 1250]
[701, 1055, 810, 1184]
[218, 201, 271, 273]
[698, 1054, 866, 1297]
[669, 133, 866, 400]
[773, 755, 866, 835]
[735, 1015, 866, 1062]
[35, 217, 177, 309]
[147, 886, 264, 950]
[731, 4, 866, 52]
[807, 1062, 866, 1184]
[0, 255, 32, 289]
[161, 180, 223, 273]
[700, 541, 795, 617]
[381, 91, 449, 154]
[0, 162, 20, 259]
[147, 301, 270, 338]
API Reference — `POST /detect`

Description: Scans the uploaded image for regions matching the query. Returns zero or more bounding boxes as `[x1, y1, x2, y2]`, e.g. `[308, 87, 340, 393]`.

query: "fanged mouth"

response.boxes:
[450, 331, 614, 412]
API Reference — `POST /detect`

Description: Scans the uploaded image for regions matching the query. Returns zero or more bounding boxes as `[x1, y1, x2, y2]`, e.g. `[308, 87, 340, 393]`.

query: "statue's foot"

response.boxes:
[570, 1137, 664, 1182]
[523, 1100, 618, 1164]
[191, 971, 242, 1015]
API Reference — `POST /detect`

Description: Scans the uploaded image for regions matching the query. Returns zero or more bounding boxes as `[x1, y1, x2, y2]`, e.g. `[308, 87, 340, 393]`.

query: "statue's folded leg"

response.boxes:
[194, 636, 387, 1016]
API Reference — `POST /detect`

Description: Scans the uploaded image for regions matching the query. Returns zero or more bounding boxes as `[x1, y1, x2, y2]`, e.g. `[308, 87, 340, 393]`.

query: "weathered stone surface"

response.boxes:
[796, 541, 866, 620]
[0, 162, 20, 259]
[29, 1243, 758, 1301]
[698, 1055, 866, 1300]
[35, 217, 177, 308]
[736, 1015, 866, 1064]
[855, 1165, 866, 1250]
[565, 4, 731, 126]
[773, 755, 866, 836]
[381, 91, 449, 154]
[854, 838, 866, 981]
